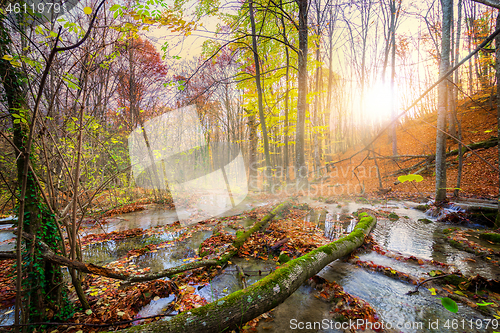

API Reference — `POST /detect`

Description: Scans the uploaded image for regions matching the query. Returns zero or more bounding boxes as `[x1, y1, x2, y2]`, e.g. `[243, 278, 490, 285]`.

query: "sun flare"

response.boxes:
[364, 83, 397, 125]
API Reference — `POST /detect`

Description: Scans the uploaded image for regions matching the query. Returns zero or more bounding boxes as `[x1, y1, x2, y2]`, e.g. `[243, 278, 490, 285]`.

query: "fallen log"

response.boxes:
[368, 154, 431, 160]
[235, 264, 248, 289]
[9, 201, 293, 284]
[374, 137, 498, 177]
[0, 251, 15, 259]
[20, 231, 218, 281]
[269, 237, 289, 251]
[448, 136, 498, 156]
[389, 158, 432, 176]
[390, 160, 454, 178]
[118, 211, 377, 333]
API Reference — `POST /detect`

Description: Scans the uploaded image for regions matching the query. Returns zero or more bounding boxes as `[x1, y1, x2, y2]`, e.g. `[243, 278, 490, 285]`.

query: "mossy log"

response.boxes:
[447, 136, 498, 156]
[118, 212, 377, 333]
[480, 232, 500, 243]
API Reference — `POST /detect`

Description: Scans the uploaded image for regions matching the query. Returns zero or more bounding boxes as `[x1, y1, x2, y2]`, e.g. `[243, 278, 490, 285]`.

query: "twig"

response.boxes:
[0, 311, 176, 329]
[236, 264, 248, 289]
[405, 273, 453, 295]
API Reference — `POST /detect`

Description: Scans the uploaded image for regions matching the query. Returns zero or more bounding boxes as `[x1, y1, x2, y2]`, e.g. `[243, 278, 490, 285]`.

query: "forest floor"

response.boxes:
[316, 91, 499, 200]
[3, 196, 500, 332]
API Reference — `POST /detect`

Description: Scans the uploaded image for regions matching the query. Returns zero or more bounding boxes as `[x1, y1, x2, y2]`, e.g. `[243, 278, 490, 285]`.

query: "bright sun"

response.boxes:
[364, 83, 396, 125]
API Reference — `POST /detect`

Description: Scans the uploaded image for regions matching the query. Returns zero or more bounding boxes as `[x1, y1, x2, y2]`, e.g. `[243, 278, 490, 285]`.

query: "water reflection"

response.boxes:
[0, 231, 15, 251]
[319, 260, 489, 333]
[83, 231, 185, 265]
[133, 230, 212, 272]
[97, 206, 179, 234]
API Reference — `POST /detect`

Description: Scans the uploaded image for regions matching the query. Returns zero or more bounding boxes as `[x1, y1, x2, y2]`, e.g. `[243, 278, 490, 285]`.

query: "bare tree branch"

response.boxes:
[472, 0, 500, 9]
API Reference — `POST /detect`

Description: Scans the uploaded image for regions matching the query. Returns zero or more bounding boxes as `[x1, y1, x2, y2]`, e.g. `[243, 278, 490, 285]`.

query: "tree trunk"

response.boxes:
[284, 49, 290, 182]
[249, 0, 273, 189]
[313, 0, 322, 177]
[295, 0, 309, 188]
[247, 110, 258, 190]
[280, 0, 290, 182]
[2, 50, 73, 331]
[472, 0, 500, 9]
[390, 0, 398, 156]
[119, 212, 377, 333]
[495, 9, 500, 227]
[454, 0, 464, 199]
[0, 29, 68, 325]
[435, 0, 452, 203]
[69, 73, 90, 310]
[448, 0, 457, 138]
[325, 2, 338, 159]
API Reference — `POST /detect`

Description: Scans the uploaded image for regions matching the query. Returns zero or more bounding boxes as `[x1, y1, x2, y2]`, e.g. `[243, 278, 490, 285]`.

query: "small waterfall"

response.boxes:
[425, 201, 466, 220]
[346, 218, 356, 233]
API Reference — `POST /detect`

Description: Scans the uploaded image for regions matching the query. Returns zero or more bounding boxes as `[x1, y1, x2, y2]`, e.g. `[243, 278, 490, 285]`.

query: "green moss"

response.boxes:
[294, 203, 310, 210]
[442, 227, 460, 234]
[235, 230, 244, 238]
[479, 232, 500, 244]
[320, 245, 333, 255]
[388, 212, 399, 221]
[418, 218, 433, 224]
[142, 235, 164, 246]
[279, 253, 291, 263]
[335, 314, 348, 322]
[441, 274, 468, 286]
[448, 239, 463, 249]
[356, 197, 369, 203]
[415, 204, 429, 211]
[476, 289, 487, 296]
[447, 238, 481, 256]
[358, 215, 374, 229]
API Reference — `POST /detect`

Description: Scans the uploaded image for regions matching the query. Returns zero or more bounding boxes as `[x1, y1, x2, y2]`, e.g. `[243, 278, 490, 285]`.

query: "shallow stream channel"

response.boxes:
[1, 197, 499, 332]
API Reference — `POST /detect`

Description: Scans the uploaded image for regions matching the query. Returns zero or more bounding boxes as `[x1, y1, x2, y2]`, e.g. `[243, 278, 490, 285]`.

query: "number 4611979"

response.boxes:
[5, 2, 64, 14]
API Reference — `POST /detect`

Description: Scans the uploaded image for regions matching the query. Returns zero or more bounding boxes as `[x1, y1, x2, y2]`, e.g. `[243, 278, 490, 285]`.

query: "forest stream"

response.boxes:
[1, 198, 499, 332]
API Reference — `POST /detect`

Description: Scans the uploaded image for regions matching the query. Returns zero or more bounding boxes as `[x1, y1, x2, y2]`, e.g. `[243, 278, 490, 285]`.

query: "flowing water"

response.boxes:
[0, 218, 15, 252]
[91, 196, 275, 234]
[0, 231, 14, 252]
[252, 199, 499, 332]
[2, 198, 499, 331]
[0, 222, 14, 326]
